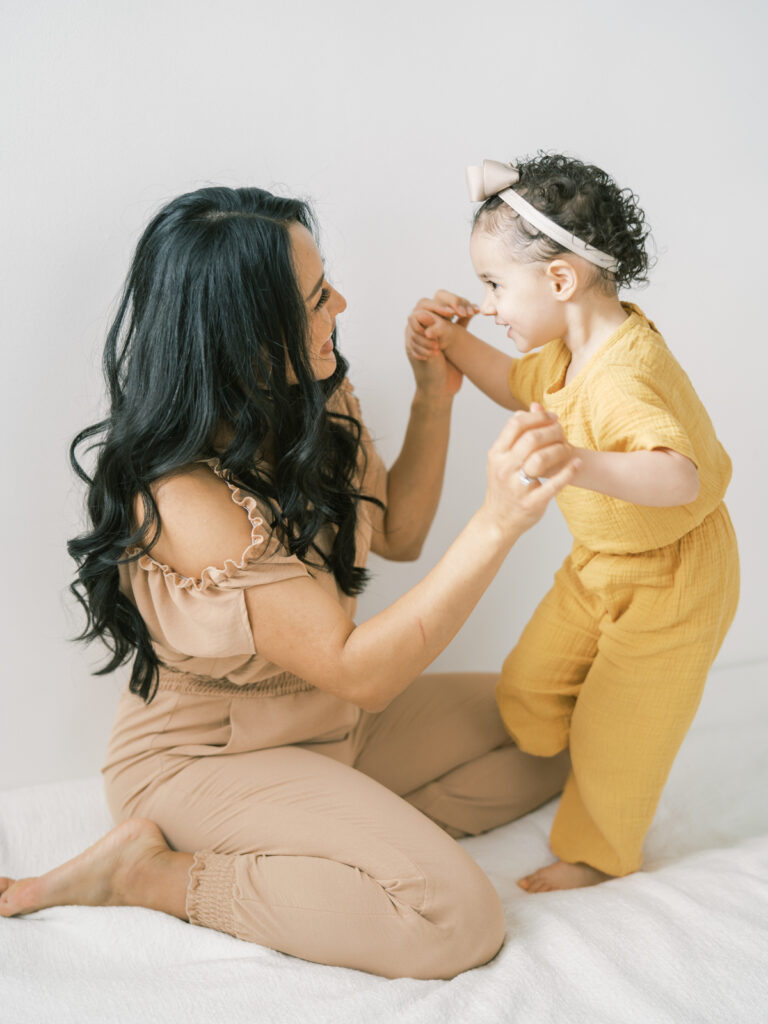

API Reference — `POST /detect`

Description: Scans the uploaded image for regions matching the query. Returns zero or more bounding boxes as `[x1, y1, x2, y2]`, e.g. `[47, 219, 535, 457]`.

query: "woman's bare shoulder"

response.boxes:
[134, 463, 254, 580]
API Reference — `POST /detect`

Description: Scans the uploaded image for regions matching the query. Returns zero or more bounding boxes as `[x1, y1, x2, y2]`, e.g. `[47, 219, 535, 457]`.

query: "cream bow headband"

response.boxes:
[466, 159, 620, 273]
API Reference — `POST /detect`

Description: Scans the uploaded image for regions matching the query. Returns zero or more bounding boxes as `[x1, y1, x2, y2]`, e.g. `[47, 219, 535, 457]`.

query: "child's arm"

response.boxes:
[568, 448, 700, 507]
[407, 293, 523, 411]
[496, 415, 699, 506]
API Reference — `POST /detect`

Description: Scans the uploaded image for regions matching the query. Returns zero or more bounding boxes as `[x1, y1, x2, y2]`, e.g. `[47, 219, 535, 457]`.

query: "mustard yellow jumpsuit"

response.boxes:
[497, 304, 740, 876]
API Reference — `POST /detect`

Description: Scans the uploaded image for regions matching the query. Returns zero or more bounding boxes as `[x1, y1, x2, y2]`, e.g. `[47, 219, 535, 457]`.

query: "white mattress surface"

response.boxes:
[1, 661, 767, 1024]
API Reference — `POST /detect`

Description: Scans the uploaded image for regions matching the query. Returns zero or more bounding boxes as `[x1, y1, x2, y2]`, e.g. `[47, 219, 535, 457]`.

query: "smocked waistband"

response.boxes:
[157, 664, 315, 697]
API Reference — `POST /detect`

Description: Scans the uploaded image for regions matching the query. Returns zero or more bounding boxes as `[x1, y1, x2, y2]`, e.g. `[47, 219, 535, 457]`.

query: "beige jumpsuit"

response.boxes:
[102, 381, 567, 980]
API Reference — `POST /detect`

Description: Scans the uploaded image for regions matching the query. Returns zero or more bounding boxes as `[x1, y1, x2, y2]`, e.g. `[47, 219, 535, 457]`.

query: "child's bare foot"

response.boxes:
[0, 818, 191, 920]
[517, 859, 612, 892]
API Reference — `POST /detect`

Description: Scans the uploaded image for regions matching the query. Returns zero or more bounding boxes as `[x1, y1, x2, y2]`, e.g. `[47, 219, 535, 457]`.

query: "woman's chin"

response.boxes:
[312, 352, 337, 379]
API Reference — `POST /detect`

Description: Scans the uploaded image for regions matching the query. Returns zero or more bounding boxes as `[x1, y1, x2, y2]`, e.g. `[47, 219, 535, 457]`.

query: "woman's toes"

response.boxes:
[0, 878, 35, 916]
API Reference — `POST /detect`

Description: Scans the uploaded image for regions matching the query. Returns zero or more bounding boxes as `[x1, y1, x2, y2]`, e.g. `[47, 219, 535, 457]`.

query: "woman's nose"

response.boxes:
[330, 287, 347, 315]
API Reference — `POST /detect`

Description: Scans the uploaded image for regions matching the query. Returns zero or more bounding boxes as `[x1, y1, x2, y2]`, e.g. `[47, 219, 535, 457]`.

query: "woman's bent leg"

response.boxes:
[124, 745, 505, 980]
[352, 672, 569, 837]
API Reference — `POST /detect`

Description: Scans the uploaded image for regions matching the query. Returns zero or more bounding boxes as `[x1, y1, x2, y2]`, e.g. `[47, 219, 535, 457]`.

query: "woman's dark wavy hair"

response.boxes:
[68, 186, 382, 703]
[474, 152, 653, 291]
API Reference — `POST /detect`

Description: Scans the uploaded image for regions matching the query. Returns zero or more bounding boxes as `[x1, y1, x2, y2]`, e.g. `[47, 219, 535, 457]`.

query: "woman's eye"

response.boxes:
[314, 287, 331, 311]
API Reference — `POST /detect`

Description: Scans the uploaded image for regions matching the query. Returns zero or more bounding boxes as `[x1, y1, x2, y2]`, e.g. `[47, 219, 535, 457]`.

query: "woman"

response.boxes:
[0, 187, 577, 979]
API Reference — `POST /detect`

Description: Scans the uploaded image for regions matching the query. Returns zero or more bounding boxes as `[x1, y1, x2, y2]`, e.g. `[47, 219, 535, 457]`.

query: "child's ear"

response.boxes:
[546, 259, 578, 301]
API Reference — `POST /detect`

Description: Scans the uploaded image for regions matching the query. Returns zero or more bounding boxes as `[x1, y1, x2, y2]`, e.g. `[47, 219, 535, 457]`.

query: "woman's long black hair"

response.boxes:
[68, 186, 381, 703]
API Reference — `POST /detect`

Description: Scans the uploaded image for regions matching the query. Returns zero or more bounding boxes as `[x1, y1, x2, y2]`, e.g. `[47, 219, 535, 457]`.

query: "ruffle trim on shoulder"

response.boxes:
[126, 458, 274, 593]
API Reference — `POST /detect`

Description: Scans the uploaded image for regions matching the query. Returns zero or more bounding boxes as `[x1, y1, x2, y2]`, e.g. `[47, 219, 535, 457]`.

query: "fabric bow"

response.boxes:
[466, 160, 520, 202]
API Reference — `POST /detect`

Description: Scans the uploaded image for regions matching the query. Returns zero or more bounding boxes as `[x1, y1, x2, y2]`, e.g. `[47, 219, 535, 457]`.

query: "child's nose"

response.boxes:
[479, 295, 495, 316]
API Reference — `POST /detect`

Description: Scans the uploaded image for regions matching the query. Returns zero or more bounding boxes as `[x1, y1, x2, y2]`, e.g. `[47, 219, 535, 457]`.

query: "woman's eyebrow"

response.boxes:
[305, 270, 325, 302]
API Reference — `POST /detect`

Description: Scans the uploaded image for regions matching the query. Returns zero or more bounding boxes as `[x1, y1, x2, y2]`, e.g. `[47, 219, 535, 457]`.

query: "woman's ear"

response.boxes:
[546, 259, 578, 301]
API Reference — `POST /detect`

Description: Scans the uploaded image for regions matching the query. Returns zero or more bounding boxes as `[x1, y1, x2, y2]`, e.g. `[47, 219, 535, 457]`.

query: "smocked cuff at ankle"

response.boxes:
[186, 851, 237, 936]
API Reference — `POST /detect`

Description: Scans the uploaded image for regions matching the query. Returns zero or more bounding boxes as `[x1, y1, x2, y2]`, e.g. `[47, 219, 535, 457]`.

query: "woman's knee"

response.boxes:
[411, 856, 506, 980]
[227, 848, 505, 980]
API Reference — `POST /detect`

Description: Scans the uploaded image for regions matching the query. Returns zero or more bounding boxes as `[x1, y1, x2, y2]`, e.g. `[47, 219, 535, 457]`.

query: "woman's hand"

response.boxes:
[406, 328, 464, 399]
[480, 405, 580, 539]
[405, 291, 478, 400]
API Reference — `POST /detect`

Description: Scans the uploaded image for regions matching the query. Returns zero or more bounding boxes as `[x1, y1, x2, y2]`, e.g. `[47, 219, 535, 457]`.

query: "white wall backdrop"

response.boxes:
[2, 0, 765, 788]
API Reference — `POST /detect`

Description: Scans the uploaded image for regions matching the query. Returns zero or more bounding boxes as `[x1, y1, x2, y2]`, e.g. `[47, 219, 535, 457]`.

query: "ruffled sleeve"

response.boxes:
[121, 381, 386, 673]
[122, 467, 309, 663]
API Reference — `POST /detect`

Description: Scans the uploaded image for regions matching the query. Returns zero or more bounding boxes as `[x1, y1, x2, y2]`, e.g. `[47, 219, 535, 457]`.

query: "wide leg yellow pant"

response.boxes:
[496, 503, 740, 877]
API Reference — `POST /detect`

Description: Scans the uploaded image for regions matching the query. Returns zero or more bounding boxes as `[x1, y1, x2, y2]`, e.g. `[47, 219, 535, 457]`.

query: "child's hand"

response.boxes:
[420, 290, 479, 328]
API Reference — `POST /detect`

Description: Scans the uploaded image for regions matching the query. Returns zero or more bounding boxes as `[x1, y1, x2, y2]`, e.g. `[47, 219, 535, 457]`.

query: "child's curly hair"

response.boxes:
[474, 152, 653, 291]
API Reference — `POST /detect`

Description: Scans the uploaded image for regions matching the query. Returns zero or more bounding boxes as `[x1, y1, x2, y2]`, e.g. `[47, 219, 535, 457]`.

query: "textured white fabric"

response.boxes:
[1, 661, 767, 1024]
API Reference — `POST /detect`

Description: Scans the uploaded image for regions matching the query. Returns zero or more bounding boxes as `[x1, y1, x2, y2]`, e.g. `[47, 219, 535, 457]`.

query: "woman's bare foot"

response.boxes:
[517, 859, 612, 892]
[0, 818, 192, 920]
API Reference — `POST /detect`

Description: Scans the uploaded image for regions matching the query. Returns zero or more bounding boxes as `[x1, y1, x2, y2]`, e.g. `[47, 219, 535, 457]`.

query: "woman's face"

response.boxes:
[289, 222, 347, 379]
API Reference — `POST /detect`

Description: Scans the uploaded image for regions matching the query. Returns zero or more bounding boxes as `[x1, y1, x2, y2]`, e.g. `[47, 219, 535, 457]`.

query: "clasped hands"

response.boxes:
[405, 290, 577, 488]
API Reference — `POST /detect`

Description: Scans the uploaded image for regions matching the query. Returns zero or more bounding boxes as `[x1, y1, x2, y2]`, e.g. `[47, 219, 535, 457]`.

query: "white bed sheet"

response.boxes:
[2, 661, 767, 1024]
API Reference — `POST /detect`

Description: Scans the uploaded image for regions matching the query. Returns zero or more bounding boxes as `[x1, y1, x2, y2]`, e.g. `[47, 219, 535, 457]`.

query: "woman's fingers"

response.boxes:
[409, 310, 437, 333]
[499, 405, 570, 478]
[406, 311, 439, 360]
[405, 329, 436, 360]
[490, 409, 576, 487]
[484, 408, 579, 536]
[527, 456, 581, 504]
[516, 426, 570, 476]
[488, 407, 553, 455]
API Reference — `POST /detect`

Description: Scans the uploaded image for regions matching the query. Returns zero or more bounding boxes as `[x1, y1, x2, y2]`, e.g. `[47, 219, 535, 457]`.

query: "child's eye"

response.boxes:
[314, 287, 331, 311]
[488, 281, 498, 291]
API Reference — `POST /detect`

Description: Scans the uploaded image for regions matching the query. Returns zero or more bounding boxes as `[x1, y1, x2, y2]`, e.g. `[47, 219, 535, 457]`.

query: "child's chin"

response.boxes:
[509, 332, 545, 354]
[506, 327, 525, 348]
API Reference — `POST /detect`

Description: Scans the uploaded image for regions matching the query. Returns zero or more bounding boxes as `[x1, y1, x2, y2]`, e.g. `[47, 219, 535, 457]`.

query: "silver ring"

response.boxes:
[518, 469, 539, 486]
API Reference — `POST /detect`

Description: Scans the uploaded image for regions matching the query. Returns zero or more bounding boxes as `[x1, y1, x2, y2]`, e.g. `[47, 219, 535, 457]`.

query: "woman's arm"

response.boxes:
[149, 410, 578, 714]
[248, 410, 576, 712]
[370, 317, 463, 561]
[372, 297, 520, 562]
[372, 391, 455, 561]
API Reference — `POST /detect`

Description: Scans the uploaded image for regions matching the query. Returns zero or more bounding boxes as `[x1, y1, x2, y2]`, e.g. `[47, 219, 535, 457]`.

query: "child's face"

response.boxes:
[470, 230, 566, 354]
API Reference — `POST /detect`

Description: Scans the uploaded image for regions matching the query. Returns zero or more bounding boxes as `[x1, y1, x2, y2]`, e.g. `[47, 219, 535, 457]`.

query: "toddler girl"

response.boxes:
[407, 154, 739, 891]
